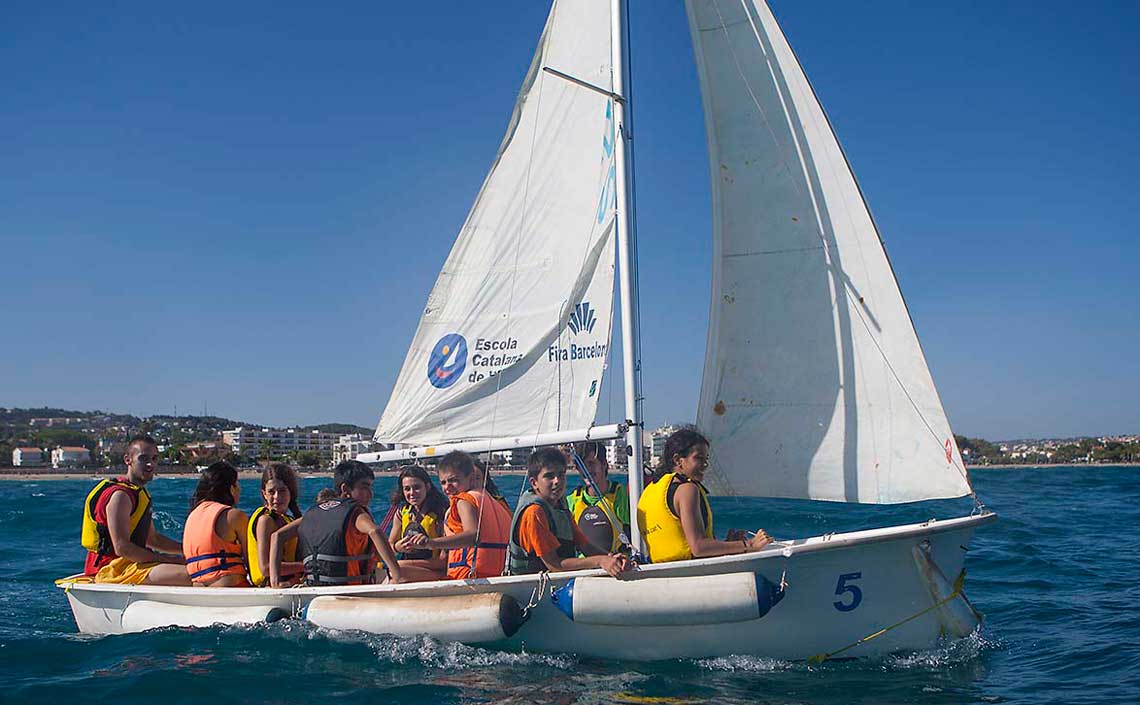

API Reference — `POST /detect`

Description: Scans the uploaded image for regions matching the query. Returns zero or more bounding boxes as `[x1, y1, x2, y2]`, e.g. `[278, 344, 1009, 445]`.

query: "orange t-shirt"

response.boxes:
[515, 504, 590, 559]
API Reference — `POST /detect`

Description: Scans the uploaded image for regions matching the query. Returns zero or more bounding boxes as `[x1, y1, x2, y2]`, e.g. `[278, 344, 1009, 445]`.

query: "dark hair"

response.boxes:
[527, 447, 567, 481]
[314, 487, 339, 503]
[651, 427, 710, 483]
[390, 465, 449, 520]
[190, 461, 239, 509]
[127, 434, 158, 449]
[262, 463, 301, 517]
[332, 460, 374, 495]
[573, 441, 607, 465]
[438, 451, 475, 477]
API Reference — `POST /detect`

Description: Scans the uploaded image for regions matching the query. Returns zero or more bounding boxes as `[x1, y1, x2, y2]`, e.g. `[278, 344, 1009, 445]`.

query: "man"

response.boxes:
[566, 441, 631, 555]
[81, 435, 189, 585]
[507, 448, 631, 577]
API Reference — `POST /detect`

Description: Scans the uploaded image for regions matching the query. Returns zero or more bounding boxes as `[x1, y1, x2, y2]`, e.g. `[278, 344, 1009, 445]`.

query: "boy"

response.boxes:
[269, 460, 402, 586]
[507, 448, 631, 577]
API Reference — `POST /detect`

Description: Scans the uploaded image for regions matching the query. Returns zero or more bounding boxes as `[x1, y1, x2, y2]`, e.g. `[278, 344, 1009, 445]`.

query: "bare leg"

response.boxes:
[396, 561, 446, 583]
[144, 563, 192, 586]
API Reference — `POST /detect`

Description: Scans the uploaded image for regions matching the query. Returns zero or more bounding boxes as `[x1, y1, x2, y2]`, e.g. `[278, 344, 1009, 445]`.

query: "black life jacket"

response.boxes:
[296, 498, 376, 586]
[508, 490, 576, 575]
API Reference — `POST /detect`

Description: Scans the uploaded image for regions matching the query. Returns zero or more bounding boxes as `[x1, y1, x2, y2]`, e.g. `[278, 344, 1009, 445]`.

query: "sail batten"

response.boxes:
[686, 0, 971, 504]
[375, 1, 618, 446]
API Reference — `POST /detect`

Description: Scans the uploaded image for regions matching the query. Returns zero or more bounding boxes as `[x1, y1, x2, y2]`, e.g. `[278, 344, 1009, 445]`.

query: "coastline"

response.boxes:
[1, 464, 1135, 481]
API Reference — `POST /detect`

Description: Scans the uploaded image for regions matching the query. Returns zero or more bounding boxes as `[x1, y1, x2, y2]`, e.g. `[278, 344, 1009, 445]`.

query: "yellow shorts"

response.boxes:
[94, 557, 157, 585]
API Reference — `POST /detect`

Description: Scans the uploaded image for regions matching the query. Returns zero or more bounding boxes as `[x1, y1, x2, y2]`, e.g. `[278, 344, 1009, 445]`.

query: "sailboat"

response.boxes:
[57, 0, 996, 661]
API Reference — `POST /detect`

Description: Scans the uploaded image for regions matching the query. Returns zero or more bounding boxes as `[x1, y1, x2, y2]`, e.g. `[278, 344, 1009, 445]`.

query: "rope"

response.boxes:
[808, 570, 967, 664]
[520, 570, 551, 619]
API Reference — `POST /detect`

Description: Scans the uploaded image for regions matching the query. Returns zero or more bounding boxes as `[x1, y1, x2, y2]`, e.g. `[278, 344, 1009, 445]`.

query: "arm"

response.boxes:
[417, 501, 477, 550]
[539, 551, 630, 577]
[388, 511, 403, 549]
[268, 519, 302, 588]
[145, 519, 184, 555]
[106, 492, 182, 564]
[523, 507, 631, 578]
[674, 483, 770, 558]
[354, 511, 403, 584]
[227, 508, 250, 560]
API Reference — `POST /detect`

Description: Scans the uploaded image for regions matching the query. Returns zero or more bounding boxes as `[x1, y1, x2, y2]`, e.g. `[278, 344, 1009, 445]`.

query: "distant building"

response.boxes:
[649, 424, 680, 469]
[222, 427, 339, 462]
[333, 434, 377, 464]
[605, 439, 628, 469]
[13, 447, 46, 467]
[51, 446, 91, 468]
[181, 441, 232, 464]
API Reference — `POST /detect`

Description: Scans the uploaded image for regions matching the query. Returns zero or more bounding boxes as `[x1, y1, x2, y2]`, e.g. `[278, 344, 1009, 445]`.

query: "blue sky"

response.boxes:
[2, 1, 1136, 440]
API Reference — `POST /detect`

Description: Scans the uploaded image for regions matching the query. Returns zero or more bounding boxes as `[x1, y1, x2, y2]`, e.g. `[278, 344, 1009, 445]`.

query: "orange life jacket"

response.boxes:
[183, 500, 247, 584]
[446, 489, 511, 580]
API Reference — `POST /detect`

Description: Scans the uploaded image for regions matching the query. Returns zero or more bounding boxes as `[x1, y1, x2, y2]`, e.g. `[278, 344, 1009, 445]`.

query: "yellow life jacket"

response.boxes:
[246, 506, 299, 587]
[636, 472, 713, 563]
[81, 478, 152, 555]
[397, 504, 442, 560]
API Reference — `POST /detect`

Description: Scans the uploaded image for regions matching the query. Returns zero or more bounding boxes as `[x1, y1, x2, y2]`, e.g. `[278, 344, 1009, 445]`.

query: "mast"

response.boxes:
[611, 0, 646, 554]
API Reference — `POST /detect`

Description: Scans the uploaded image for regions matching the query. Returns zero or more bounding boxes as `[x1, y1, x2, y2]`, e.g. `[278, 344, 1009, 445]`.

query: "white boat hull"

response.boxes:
[58, 513, 994, 661]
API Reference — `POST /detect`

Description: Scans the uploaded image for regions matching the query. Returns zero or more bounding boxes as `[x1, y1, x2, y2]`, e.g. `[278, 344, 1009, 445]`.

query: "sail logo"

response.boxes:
[568, 301, 597, 335]
[427, 333, 467, 389]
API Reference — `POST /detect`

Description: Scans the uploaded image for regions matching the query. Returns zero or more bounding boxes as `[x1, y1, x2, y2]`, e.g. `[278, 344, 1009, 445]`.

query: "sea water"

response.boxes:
[1, 467, 1138, 704]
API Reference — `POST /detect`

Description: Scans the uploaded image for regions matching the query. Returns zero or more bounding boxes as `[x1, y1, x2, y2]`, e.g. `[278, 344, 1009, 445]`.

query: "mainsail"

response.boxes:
[686, 0, 972, 503]
[375, 1, 618, 446]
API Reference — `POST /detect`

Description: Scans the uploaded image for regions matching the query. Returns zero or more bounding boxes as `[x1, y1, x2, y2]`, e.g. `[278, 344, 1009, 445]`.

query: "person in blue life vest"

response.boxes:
[80, 435, 190, 585]
[637, 428, 772, 563]
[268, 460, 403, 587]
[507, 448, 632, 577]
[567, 440, 631, 555]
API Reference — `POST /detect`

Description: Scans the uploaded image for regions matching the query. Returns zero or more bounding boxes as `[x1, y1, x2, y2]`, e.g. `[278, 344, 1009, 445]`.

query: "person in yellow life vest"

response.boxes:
[402, 451, 513, 580]
[386, 465, 449, 582]
[637, 428, 772, 563]
[567, 440, 631, 555]
[81, 435, 190, 585]
[247, 463, 302, 587]
[507, 448, 631, 577]
[183, 461, 250, 586]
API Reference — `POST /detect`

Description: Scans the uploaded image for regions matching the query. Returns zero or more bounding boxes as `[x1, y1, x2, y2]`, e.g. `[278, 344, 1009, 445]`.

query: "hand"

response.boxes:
[748, 530, 772, 551]
[403, 533, 429, 549]
[600, 553, 631, 577]
[394, 536, 416, 553]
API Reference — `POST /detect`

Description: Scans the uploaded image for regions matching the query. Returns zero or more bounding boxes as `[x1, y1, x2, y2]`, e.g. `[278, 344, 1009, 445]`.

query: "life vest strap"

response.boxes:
[185, 550, 244, 565]
[307, 552, 373, 563]
[476, 542, 509, 550]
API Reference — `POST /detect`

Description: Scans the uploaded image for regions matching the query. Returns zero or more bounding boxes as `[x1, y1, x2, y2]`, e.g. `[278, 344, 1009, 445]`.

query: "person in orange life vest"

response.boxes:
[403, 451, 512, 580]
[268, 461, 403, 587]
[387, 465, 449, 582]
[84, 435, 190, 585]
[508, 448, 631, 577]
[183, 461, 250, 587]
[639, 428, 772, 562]
[248, 463, 303, 587]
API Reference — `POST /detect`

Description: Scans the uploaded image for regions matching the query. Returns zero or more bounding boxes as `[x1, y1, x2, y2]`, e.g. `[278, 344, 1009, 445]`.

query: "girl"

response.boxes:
[403, 451, 512, 580]
[183, 461, 250, 586]
[246, 463, 303, 587]
[387, 465, 449, 582]
[636, 428, 772, 563]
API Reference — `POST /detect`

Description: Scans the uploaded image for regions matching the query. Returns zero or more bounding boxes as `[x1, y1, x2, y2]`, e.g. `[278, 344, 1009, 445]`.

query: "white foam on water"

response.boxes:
[883, 627, 1001, 670]
[696, 655, 794, 672]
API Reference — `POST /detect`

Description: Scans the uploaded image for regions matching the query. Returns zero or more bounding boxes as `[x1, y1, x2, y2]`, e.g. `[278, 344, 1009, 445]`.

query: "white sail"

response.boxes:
[375, 1, 617, 446]
[686, 0, 972, 503]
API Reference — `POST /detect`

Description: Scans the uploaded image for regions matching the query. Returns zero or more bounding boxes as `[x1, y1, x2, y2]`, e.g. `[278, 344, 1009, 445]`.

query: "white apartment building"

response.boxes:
[649, 425, 680, 469]
[51, 446, 91, 468]
[222, 427, 339, 461]
[12, 447, 46, 467]
[333, 434, 376, 464]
